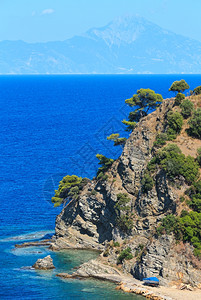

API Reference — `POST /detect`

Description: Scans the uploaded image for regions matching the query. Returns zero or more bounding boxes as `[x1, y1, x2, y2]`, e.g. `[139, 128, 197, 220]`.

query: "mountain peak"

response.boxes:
[85, 14, 159, 45]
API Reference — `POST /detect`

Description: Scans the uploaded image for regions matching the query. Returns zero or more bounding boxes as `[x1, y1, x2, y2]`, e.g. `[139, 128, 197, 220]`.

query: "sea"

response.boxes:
[0, 74, 201, 299]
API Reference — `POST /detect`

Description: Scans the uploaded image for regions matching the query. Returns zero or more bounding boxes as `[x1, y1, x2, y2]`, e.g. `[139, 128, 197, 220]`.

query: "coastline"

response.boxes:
[56, 257, 201, 300]
[15, 240, 201, 300]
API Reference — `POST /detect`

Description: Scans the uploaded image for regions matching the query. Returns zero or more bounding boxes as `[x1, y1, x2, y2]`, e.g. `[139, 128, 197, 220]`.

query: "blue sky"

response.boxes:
[1, 0, 201, 43]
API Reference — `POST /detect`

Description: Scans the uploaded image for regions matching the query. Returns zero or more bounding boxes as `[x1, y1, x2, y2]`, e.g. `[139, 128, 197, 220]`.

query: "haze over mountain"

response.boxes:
[1, 15, 201, 74]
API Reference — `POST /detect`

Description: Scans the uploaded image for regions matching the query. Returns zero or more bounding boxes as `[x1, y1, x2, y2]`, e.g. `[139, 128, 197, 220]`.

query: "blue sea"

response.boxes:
[0, 75, 201, 299]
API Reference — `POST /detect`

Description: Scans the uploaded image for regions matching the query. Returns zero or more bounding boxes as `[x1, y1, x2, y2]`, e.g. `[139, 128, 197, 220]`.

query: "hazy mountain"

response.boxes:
[1, 15, 201, 74]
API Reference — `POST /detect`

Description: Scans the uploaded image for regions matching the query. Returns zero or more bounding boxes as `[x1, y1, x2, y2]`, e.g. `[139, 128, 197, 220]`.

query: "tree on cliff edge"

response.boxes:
[122, 88, 163, 131]
[169, 79, 190, 94]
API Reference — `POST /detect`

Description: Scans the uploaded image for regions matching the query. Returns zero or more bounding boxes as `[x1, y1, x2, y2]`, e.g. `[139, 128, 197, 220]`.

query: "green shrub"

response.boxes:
[123, 88, 163, 131]
[167, 111, 183, 136]
[180, 209, 189, 217]
[175, 93, 185, 106]
[180, 196, 186, 203]
[114, 193, 131, 212]
[147, 157, 157, 172]
[169, 79, 190, 93]
[180, 99, 194, 119]
[97, 172, 108, 181]
[158, 211, 201, 257]
[179, 211, 201, 246]
[185, 180, 201, 214]
[116, 215, 133, 232]
[113, 241, 120, 247]
[122, 120, 136, 132]
[96, 154, 114, 180]
[117, 247, 133, 264]
[107, 133, 127, 146]
[153, 133, 167, 148]
[157, 214, 180, 234]
[141, 172, 154, 193]
[193, 248, 201, 258]
[151, 144, 199, 184]
[114, 193, 133, 233]
[51, 175, 89, 207]
[197, 148, 201, 166]
[187, 108, 201, 139]
[166, 128, 177, 141]
[188, 197, 201, 213]
[194, 85, 201, 95]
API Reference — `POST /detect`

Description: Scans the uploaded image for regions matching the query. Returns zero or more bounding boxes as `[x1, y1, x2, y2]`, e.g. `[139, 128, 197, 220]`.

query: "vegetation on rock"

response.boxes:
[166, 111, 183, 140]
[123, 88, 163, 131]
[107, 133, 127, 147]
[175, 92, 185, 106]
[157, 211, 201, 258]
[196, 148, 201, 166]
[153, 133, 168, 148]
[114, 193, 133, 233]
[169, 79, 190, 94]
[180, 99, 194, 119]
[96, 154, 114, 181]
[187, 108, 201, 139]
[122, 120, 136, 132]
[141, 171, 154, 193]
[51, 175, 89, 207]
[117, 247, 133, 264]
[148, 144, 199, 184]
[193, 85, 201, 95]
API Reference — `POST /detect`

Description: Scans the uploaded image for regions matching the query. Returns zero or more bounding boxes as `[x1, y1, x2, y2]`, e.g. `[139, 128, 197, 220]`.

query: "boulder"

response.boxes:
[32, 255, 55, 270]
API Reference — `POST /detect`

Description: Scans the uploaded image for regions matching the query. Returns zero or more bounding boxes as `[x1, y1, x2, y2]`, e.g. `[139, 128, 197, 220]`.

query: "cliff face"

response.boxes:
[51, 98, 201, 286]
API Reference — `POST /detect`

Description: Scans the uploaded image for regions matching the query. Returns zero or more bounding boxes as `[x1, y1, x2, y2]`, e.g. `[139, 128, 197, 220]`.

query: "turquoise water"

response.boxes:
[0, 75, 201, 299]
[1, 231, 143, 299]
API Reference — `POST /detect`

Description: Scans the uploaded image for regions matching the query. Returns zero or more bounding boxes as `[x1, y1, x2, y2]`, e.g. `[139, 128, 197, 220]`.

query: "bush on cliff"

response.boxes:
[194, 85, 201, 95]
[96, 154, 114, 181]
[157, 212, 201, 258]
[169, 79, 189, 94]
[107, 133, 127, 147]
[114, 193, 133, 233]
[167, 111, 183, 139]
[117, 247, 133, 264]
[153, 133, 168, 148]
[175, 93, 185, 106]
[51, 175, 89, 207]
[196, 148, 201, 166]
[123, 88, 163, 131]
[180, 99, 194, 119]
[148, 144, 199, 184]
[158, 178, 201, 257]
[187, 108, 201, 139]
[141, 172, 154, 193]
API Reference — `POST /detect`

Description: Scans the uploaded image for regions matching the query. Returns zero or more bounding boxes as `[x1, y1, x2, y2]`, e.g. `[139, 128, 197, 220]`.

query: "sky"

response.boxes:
[1, 0, 201, 43]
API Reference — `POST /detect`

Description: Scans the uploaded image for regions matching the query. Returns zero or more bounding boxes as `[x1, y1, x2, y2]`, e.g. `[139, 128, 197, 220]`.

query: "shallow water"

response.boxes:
[1, 231, 143, 299]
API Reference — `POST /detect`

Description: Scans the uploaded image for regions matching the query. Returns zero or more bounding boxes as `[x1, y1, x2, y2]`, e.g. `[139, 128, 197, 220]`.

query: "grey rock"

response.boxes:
[32, 255, 55, 270]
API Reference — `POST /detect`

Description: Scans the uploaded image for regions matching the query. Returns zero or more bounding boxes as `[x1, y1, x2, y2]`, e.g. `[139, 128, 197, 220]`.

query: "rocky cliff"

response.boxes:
[51, 97, 201, 287]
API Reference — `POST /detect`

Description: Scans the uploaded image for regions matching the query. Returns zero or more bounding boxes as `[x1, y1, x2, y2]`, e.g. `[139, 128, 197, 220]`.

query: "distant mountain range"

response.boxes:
[1, 15, 201, 74]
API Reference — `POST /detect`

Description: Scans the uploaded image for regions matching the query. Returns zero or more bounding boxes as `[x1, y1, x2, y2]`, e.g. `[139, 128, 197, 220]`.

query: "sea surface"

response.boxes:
[0, 75, 201, 299]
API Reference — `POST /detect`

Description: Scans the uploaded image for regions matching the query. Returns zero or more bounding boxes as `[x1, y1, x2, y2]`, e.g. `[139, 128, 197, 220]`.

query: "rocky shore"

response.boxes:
[56, 258, 201, 300]
[15, 239, 53, 248]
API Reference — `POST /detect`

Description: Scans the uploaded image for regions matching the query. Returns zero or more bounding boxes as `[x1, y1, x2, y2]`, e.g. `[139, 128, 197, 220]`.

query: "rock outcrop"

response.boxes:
[32, 255, 55, 270]
[51, 98, 201, 287]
